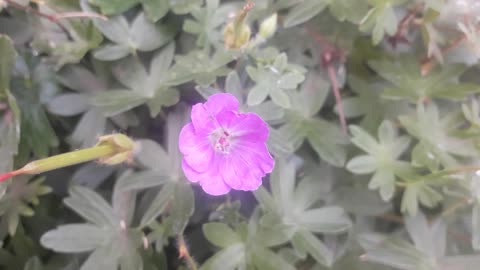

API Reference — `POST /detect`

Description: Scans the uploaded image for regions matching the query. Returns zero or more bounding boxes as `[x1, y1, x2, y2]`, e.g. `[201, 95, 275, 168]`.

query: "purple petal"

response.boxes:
[234, 141, 275, 174]
[218, 141, 274, 191]
[182, 159, 202, 183]
[191, 103, 216, 132]
[179, 123, 213, 172]
[216, 111, 269, 142]
[199, 176, 231, 196]
[182, 159, 231, 195]
[204, 93, 240, 115]
[219, 154, 263, 191]
[218, 142, 275, 190]
[190, 93, 240, 132]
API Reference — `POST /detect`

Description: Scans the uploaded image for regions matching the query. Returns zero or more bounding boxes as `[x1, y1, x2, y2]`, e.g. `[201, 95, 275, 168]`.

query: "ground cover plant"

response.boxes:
[1, 0, 480, 269]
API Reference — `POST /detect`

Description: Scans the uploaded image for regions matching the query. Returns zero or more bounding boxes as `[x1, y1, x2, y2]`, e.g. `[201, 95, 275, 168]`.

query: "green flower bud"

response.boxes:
[224, 22, 251, 49]
[259, 13, 278, 39]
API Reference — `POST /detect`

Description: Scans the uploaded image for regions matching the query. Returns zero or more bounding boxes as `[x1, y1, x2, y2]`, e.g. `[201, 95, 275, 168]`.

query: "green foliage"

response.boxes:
[0, 176, 51, 236]
[369, 57, 480, 102]
[2, 0, 480, 270]
[347, 121, 411, 201]
[255, 159, 351, 267]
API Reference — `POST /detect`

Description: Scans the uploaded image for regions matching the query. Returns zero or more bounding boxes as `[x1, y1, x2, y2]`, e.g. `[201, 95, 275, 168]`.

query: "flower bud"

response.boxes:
[96, 134, 136, 165]
[259, 13, 278, 39]
[224, 21, 251, 49]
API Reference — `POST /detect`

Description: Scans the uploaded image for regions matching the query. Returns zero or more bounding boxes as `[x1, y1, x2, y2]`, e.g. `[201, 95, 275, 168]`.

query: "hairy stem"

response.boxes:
[177, 234, 198, 270]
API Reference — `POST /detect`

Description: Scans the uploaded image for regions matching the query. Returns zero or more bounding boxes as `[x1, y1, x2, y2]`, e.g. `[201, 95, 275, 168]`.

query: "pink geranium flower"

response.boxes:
[179, 93, 274, 195]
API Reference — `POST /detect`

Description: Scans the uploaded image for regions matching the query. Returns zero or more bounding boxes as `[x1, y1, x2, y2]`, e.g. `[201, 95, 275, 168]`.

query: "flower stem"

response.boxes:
[177, 234, 198, 270]
[397, 164, 480, 186]
[0, 134, 135, 182]
[0, 144, 116, 182]
[23, 144, 117, 174]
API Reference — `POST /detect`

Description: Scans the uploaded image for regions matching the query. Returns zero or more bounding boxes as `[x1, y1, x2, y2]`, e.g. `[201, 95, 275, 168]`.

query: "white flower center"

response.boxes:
[210, 128, 232, 153]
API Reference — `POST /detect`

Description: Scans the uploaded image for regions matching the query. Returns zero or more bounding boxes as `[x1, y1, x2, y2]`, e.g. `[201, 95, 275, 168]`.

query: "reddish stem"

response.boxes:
[306, 26, 348, 134]
[327, 63, 347, 133]
[388, 3, 422, 48]
[5, 0, 107, 40]
[0, 169, 22, 182]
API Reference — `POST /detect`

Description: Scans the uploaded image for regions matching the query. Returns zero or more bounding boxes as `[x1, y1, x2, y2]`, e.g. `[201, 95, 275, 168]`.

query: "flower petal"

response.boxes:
[182, 159, 202, 183]
[179, 123, 213, 172]
[218, 141, 274, 191]
[199, 176, 231, 196]
[190, 93, 240, 132]
[216, 111, 269, 142]
[191, 104, 216, 132]
[235, 141, 275, 174]
[220, 154, 264, 191]
[182, 159, 231, 195]
[204, 93, 240, 115]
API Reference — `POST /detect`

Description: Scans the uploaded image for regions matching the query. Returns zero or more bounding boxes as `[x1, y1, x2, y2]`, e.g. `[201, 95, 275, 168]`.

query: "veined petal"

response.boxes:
[204, 93, 240, 115]
[190, 93, 240, 132]
[182, 159, 203, 183]
[220, 154, 264, 191]
[182, 159, 231, 195]
[233, 141, 275, 174]
[216, 111, 269, 142]
[200, 176, 231, 196]
[191, 103, 216, 132]
[218, 141, 274, 191]
[179, 123, 213, 172]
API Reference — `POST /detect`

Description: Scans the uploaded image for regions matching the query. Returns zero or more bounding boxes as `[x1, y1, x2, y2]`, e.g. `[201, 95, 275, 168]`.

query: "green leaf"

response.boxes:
[167, 50, 233, 86]
[358, 233, 427, 270]
[134, 139, 172, 173]
[24, 257, 43, 270]
[400, 102, 476, 167]
[203, 223, 242, 248]
[293, 230, 333, 267]
[116, 171, 170, 191]
[140, 183, 175, 227]
[283, 0, 329, 28]
[142, 0, 169, 22]
[329, 0, 369, 23]
[46, 93, 90, 116]
[306, 119, 347, 167]
[400, 181, 443, 216]
[64, 186, 118, 227]
[130, 12, 176, 51]
[89, 0, 139, 15]
[89, 11, 177, 61]
[0, 176, 51, 235]
[170, 0, 202, 14]
[251, 245, 296, 270]
[346, 155, 377, 174]
[270, 89, 291, 108]
[360, 1, 406, 45]
[40, 224, 109, 253]
[404, 212, 445, 258]
[200, 243, 245, 270]
[247, 85, 270, 106]
[70, 109, 107, 148]
[473, 204, 480, 250]
[369, 57, 479, 102]
[348, 122, 411, 201]
[298, 206, 352, 233]
[336, 186, 392, 216]
[170, 183, 194, 234]
[93, 90, 147, 117]
[0, 35, 16, 93]
[80, 244, 120, 270]
[94, 44, 131, 61]
[0, 35, 20, 164]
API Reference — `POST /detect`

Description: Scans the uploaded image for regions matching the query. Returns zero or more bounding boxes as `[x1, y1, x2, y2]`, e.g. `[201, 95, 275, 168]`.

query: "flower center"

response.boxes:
[210, 129, 232, 153]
